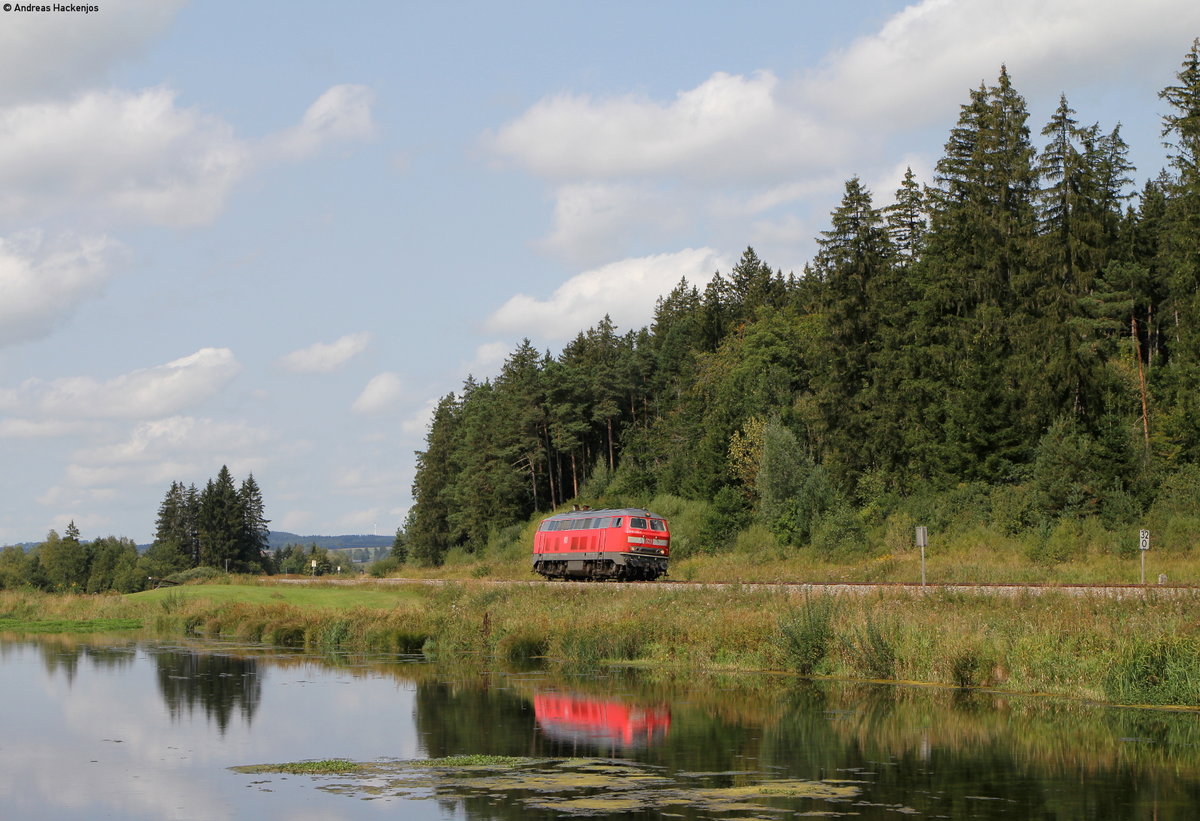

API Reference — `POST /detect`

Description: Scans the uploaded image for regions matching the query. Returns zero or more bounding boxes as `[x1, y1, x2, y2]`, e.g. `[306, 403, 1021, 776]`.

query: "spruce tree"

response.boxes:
[1157, 39, 1200, 458]
[812, 177, 892, 482]
[238, 474, 270, 569]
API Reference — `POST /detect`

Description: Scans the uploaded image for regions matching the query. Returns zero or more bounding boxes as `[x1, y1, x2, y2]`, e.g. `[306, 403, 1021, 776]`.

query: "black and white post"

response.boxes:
[915, 526, 928, 587]
[1139, 529, 1150, 585]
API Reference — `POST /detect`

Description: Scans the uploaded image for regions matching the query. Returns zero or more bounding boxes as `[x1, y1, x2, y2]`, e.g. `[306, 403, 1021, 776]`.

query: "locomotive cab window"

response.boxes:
[630, 517, 648, 529]
[649, 519, 666, 531]
[612, 517, 622, 527]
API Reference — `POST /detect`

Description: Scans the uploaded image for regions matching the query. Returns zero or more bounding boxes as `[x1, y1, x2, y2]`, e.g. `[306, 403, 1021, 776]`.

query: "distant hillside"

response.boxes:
[267, 532, 394, 552]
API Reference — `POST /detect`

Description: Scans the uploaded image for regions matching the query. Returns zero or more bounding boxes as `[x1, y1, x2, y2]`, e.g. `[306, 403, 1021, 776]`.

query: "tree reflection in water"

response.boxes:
[154, 649, 262, 733]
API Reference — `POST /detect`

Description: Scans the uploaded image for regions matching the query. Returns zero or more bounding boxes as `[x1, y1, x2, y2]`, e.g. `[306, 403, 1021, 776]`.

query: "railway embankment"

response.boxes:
[2, 582, 1199, 708]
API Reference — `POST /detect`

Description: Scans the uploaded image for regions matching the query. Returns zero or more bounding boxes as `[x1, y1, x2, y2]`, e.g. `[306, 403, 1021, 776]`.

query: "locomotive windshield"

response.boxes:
[630, 517, 647, 529]
[649, 519, 666, 531]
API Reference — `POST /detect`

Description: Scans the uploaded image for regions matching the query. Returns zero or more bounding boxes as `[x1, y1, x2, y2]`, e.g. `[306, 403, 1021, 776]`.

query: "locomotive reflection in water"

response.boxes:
[532, 507, 670, 580]
[533, 692, 671, 753]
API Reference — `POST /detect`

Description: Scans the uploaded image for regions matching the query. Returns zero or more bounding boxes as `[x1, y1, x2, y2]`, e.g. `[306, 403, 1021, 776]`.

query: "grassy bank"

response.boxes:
[3, 582, 1199, 707]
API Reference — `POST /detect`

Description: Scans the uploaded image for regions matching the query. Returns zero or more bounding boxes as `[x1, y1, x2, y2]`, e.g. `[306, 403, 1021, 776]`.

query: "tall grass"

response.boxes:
[775, 594, 838, 675]
[5, 585, 1200, 706]
[1103, 636, 1200, 706]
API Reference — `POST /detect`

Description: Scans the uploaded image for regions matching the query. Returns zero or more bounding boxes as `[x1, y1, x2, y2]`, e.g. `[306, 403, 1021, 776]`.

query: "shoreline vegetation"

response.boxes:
[2, 574, 1198, 709]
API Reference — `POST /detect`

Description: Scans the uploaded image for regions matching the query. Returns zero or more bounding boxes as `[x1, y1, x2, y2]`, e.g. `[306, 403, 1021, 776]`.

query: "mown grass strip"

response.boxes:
[0, 616, 143, 634]
[131, 584, 424, 610]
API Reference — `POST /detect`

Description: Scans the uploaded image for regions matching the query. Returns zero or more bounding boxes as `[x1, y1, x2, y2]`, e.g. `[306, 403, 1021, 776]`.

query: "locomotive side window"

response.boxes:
[612, 517, 622, 527]
[630, 517, 648, 529]
[649, 519, 666, 531]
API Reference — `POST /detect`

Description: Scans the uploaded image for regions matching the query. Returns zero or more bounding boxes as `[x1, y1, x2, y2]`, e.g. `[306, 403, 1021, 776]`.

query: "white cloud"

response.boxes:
[486, 248, 727, 341]
[538, 182, 688, 266]
[0, 231, 122, 348]
[280, 332, 371, 373]
[3, 348, 241, 420]
[488, 70, 846, 182]
[800, 0, 1200, 127]
[0, 88, 250, 227]
[75, 416, 273, 466]
[0, 84, 376, 229]
[265, 84, 377, 160]
[466, 342, 510, 379]
[352, 372, 404, 414]
[0, 0, 186, 104]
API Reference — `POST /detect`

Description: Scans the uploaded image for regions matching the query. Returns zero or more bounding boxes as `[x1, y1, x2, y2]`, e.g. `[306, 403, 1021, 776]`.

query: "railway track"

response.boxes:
[263, 577, 1200, 598]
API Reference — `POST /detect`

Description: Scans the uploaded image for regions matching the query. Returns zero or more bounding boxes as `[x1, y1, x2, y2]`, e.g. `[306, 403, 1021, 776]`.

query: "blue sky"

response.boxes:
[1, 0, 1197, 543]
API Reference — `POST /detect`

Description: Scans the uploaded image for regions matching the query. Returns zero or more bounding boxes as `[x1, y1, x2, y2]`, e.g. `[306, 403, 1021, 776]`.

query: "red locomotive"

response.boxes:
[532, 507, 669, 581]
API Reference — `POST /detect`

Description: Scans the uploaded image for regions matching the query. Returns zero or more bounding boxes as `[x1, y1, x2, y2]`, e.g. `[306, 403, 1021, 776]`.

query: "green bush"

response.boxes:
[810, 503, 868, 559]
[1026, 518, 1086, 565]
[698, 487, 750, 553]
[775, 594, 839, 676]
[166, 566, 226, 585]
[368, 556, 404, 577]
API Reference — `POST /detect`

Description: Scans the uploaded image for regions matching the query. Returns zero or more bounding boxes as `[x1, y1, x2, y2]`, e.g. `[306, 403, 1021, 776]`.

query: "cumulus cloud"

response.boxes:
[1, 348, 241, 420]
[0, 88, 249, 227]
[0, 0, 186, 104]
[265, 84, 377, 160]
[0, 231, 122, 348]
[800, 0, 1200, 127]
[352, 372, 404, 414]
[486, 248, 727, 341]
[280, 332, 371, 373]
[488, 70, 845, 183]
[75, 416, 273, 465]
[0, 84, 376, 229]
[538, 182, 688, 266]
[48, 416, 272, 496]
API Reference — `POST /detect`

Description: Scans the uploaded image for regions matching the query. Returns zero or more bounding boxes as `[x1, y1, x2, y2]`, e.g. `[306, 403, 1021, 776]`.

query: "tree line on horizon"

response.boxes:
[0, 467, 272, 592]
[403, 39, 1200, 565]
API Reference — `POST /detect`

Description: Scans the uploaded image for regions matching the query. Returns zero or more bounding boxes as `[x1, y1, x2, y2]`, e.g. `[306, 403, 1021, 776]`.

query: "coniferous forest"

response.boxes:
[405, 41, 1200, 567]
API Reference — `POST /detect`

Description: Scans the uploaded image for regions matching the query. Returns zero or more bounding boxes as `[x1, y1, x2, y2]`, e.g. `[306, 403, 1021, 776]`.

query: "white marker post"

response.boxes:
[915, 526, 928, 587]
[1139, 529, 1150, 585]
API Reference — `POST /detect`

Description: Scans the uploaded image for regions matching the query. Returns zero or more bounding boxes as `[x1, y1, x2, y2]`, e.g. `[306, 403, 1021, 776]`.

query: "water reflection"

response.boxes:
[154, 649, 261, 733]
[533, 691, 670, 752]
[4, 635, 1200, 820]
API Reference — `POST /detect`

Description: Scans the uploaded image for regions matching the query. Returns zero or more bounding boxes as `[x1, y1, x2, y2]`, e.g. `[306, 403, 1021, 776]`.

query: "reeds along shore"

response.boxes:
[2, 584, 1199, 707]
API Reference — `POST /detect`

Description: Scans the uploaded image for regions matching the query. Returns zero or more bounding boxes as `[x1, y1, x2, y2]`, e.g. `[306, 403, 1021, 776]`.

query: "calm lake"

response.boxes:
[2, 634, 1199, 820]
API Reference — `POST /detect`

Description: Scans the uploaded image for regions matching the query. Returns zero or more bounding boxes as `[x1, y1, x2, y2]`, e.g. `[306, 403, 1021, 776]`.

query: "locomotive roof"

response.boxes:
[542, 508, 663, 521]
